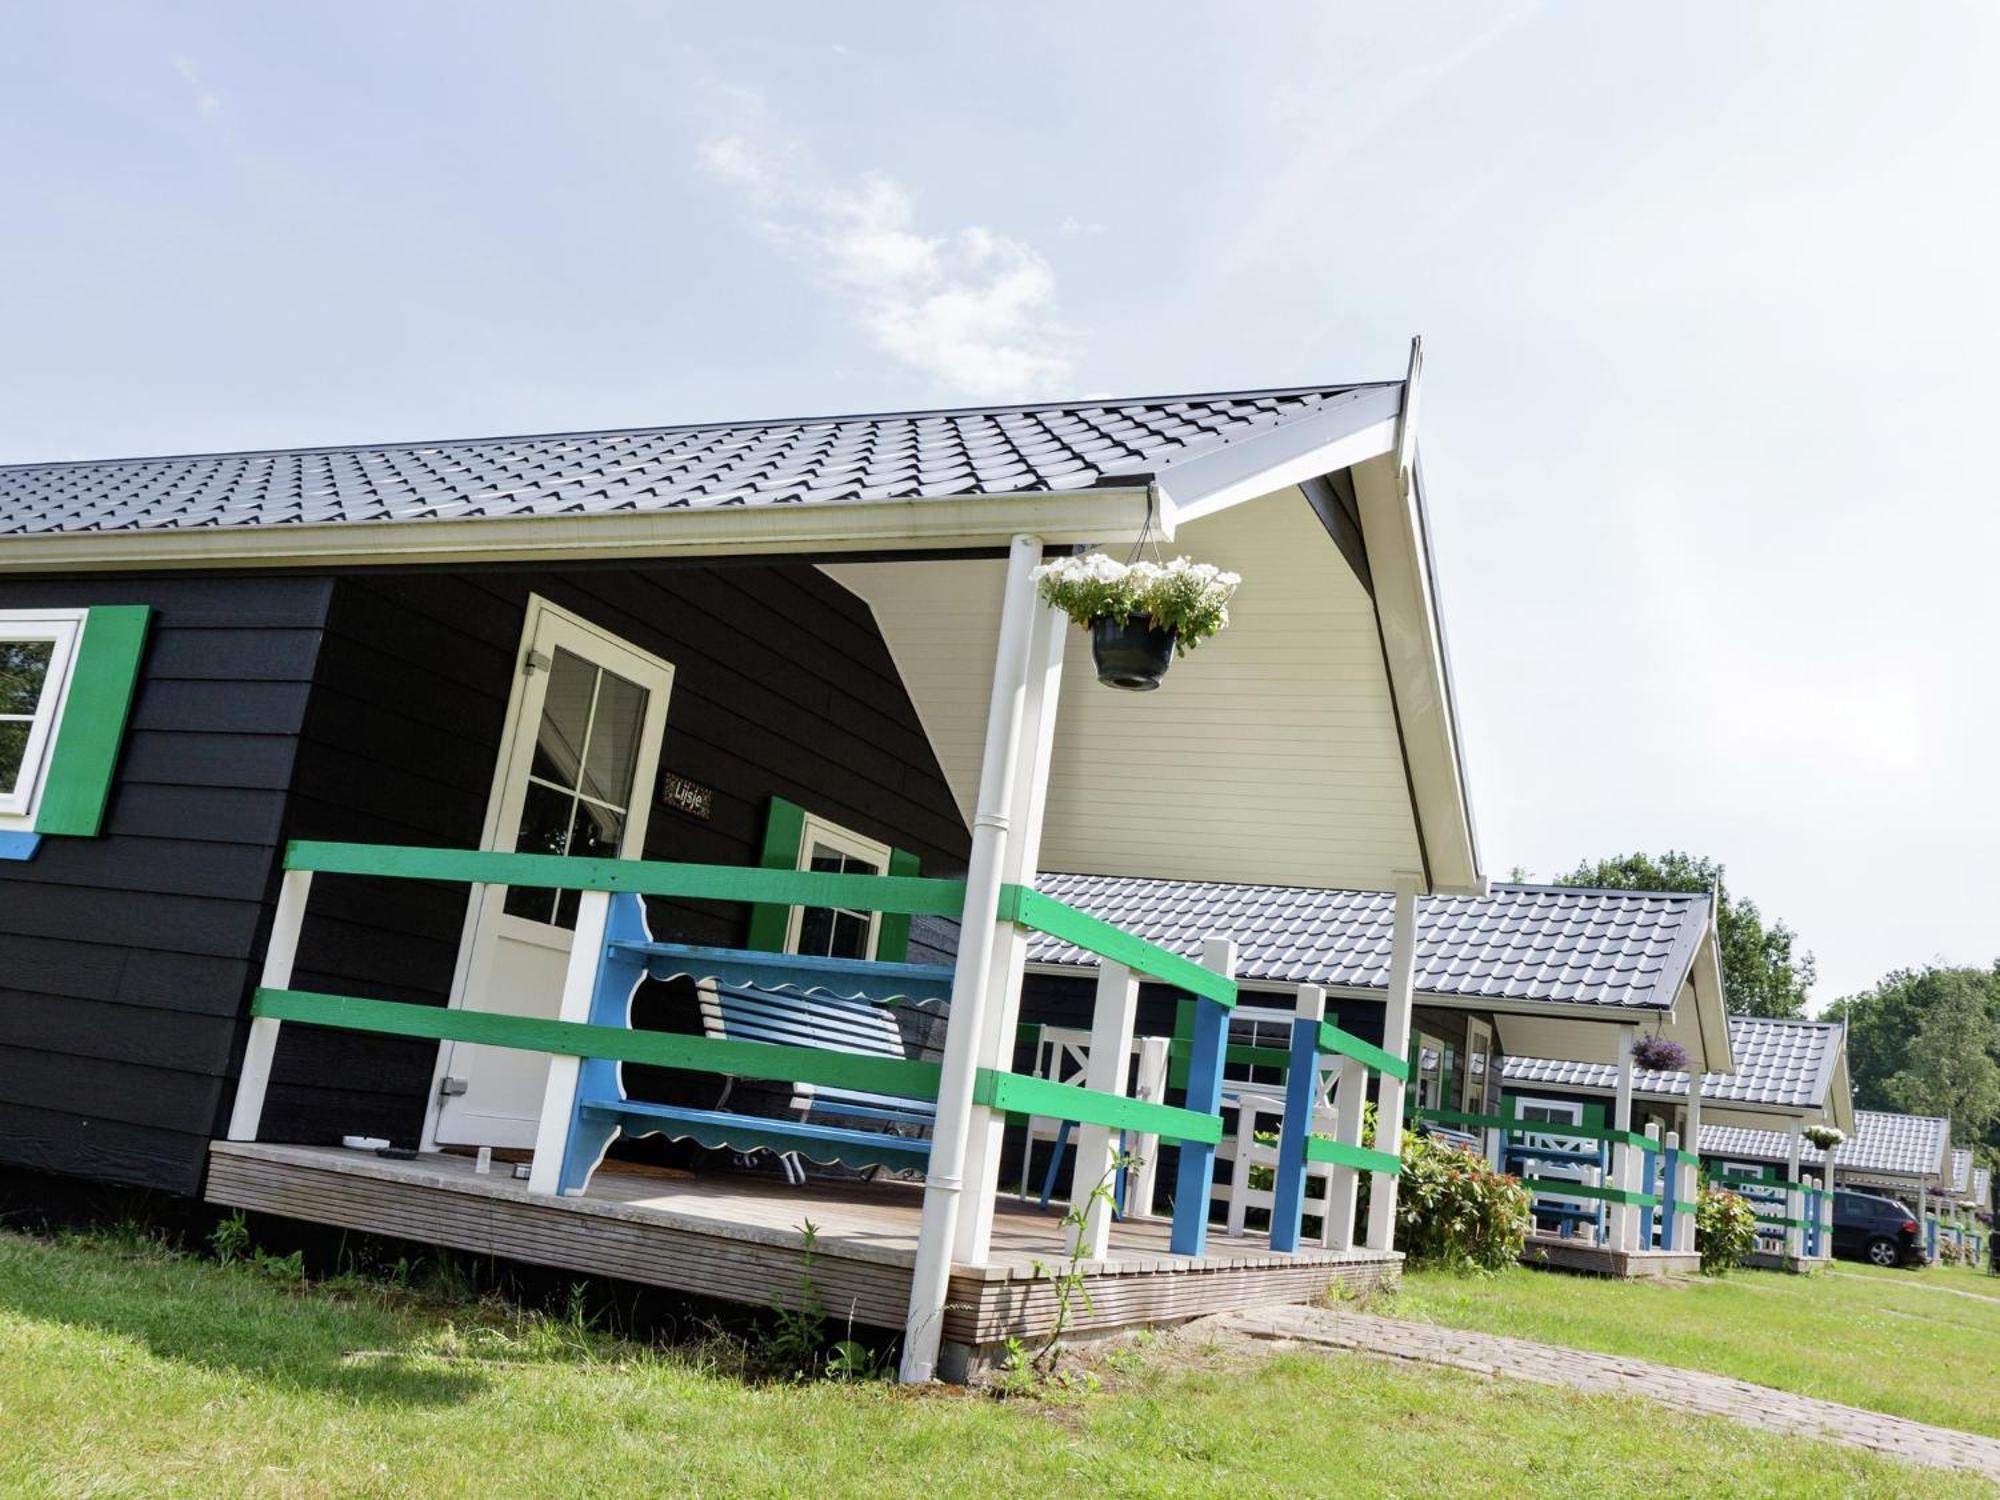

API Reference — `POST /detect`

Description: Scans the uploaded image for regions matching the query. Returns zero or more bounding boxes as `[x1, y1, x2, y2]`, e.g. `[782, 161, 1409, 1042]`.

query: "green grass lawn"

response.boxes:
[0, 1230, 1975, 1498]
[1379, 1259, 2000, 1439]
[1834, 1258, 2000, 1299]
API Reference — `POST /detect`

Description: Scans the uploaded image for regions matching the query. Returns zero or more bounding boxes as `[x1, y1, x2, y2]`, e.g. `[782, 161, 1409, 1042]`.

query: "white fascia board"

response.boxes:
[1689, 920, 1737, 1074]
[1152, 384, 1403, 527]
[0, 486, 1158, 574]
[1349, 449, 1482, 895]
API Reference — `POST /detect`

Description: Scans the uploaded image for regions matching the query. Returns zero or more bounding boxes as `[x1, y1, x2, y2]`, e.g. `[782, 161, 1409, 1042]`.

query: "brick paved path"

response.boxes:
[1222, 1304, 2000, 1483]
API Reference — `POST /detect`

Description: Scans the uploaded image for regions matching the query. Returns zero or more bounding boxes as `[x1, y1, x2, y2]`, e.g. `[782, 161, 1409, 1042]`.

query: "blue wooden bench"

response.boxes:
[556, 893, 954, 1196]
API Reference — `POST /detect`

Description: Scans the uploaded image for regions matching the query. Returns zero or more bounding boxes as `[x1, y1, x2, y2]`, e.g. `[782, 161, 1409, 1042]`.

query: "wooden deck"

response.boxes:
[206, 1142, 1399, 1366]
[1522, 1230, 1701, 1278]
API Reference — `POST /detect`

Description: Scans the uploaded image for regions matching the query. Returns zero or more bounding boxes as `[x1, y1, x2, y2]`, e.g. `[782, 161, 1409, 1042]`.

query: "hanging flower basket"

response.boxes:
[1631, 1037, 1688, 1072]
[1033, 553, 1242, 693]
[1803, 1125, 1847, 1152]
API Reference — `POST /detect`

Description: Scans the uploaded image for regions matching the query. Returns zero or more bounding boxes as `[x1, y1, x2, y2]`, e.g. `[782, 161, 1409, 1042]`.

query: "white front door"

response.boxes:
[427, 596, 673, 1150]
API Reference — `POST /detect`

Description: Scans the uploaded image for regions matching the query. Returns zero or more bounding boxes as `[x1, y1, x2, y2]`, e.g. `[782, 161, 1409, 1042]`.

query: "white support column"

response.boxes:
[1784, 1119, 1805, 1261]
[1323, 1054, 1367, 1250]
[954, 571, 1067, 1266]
[527, 890, 610, 1196]
[226, 868, 314, 1142]
[1364, 873, 1420, 1253]
[1607, 1024, 1637, 1251]
[1817, 1172, 1834, 1259]
[1076, 960, 1140, 1261]
[1126, 1034, 1171, 1219]
[1684, 1066, 1703, 1158]
[900, 535, 1045, 1385]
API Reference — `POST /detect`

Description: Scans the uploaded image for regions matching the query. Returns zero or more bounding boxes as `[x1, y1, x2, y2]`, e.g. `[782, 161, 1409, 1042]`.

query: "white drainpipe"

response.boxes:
[898, 534, 1044, 1384]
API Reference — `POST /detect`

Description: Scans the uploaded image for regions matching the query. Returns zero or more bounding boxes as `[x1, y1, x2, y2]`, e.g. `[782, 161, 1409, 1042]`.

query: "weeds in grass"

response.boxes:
[205, 1211, 305, 1284]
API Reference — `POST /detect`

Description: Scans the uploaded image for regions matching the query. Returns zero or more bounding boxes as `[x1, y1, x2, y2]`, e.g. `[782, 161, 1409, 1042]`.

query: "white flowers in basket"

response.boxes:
[1802, 1125, 1847, 1152]
[1032, 553, 1242, 656]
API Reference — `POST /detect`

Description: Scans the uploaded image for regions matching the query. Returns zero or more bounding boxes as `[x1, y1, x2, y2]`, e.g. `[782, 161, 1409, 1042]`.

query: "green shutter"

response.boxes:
[35, 605, 150, 838]
[875, 846, 921, 962]
[743, 797, 806, 951]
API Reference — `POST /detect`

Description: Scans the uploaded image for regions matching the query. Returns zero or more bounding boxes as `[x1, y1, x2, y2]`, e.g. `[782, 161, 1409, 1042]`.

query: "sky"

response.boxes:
[2, 3, 1995, 1005]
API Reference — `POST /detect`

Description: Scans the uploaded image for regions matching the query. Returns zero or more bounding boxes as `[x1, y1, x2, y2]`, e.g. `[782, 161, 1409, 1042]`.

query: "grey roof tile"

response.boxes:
[1026, 876, 1710, 1010]
[0, 384, 1386, 536]
[1504, 1015, 1843, 1110]
[1701, 1111, 1951, 1179]
[1951, 1147, 1973, 1195]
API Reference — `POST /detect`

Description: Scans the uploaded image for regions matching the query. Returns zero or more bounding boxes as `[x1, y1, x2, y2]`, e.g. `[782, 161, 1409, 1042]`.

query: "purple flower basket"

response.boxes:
[1631, 1037, 1688, 1072]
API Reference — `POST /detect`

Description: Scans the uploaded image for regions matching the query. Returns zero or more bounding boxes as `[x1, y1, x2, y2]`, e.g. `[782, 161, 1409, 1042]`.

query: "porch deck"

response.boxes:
[1522, 1230, 1701, 1278]
[206, 1142, 1399, 1369]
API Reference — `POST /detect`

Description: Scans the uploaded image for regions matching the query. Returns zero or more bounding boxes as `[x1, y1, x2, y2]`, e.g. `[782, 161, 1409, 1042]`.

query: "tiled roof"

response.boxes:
[1974, 1167, 1992, 1208]
[1698, 1113, 1952, 1182]
[0, 385, 1383, 535]
[1026, 876, 1710, 1010]
[1951, 1147, 1973, 1195]
[1504, 1016, 1843, 1111]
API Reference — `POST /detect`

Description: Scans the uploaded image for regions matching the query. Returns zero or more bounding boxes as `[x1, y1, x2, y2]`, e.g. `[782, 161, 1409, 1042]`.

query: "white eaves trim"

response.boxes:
[1155, 384, 1403, 526]
[0, 486, 1160, 573]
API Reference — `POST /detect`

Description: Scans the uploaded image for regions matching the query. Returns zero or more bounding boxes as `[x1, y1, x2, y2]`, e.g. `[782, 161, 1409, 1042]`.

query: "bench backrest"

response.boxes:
[698, 980, 935, 1124]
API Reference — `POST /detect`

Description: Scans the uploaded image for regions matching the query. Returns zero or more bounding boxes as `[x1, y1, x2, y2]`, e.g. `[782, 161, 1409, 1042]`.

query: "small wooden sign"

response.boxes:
[659, 770, 714, 821]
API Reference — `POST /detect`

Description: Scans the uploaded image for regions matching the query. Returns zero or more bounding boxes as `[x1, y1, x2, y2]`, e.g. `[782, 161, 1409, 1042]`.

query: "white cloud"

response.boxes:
[171, 56, 222, 118]
[698, 131, 1076, 399]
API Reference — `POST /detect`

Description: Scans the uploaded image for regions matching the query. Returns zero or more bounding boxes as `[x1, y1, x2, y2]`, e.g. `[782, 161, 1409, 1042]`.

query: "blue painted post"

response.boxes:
[554, 891, 651, 1195]
[1269, 985, 1326, 1254]
[1642, 1134, 1660, 1249]
[1170, 938, 1236, 1257]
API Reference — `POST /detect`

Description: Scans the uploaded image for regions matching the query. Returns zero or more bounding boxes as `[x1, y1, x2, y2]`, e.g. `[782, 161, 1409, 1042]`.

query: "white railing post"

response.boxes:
[1076, 960, 1140, 1260]
[1673, 1136, 1698, 1253]
[527, 889, 610, 1196]
[1324, 1054, 1367, 1250]
[1607, 1024, 1636, 1251]
[226, 868, 314, 1142]
[1364, 873, 1419, 1253]
[900, 535, 1044, 1385]
[1126, 1035, 1172, 1219]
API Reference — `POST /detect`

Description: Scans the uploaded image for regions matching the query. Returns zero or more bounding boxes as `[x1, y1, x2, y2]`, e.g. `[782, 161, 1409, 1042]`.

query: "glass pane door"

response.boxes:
[503, 645, 650, 928]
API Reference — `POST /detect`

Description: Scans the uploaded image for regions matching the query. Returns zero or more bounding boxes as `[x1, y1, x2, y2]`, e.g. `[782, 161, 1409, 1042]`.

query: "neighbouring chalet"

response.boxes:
[0, 368, 1486, 1379]
[1009, 878, 1733, 1276]
[1505, 1015, 1852, 1270]
[1700, 1108, 1953, 1261]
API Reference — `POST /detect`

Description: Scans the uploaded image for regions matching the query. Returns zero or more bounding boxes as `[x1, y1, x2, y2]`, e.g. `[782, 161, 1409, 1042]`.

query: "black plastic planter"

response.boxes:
[1091, 614, 1178, 691]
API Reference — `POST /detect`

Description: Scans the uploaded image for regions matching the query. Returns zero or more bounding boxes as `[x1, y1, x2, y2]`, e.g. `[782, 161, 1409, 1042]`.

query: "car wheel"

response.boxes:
[1866, 1237, 1900, 1268]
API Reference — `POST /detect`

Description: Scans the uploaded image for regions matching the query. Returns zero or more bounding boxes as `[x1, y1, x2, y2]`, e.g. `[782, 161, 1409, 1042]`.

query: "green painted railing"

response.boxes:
[1417, 1106, 1657, 1151]
[286, 840, 968, 915]
[253, 988, 943, 1098]
[973, 1070, 1221, 1145]
[264, 841, 1236, 1156]
[997, 883, 1238, 1007]
[1305, 1136, 1401, 1176]
[1318, 1021, 1411, 1082]
[1517, 1176, 1658, 1210]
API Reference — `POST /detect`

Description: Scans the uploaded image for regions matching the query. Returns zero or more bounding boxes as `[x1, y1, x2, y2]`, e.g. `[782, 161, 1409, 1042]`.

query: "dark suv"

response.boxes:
[1832, 1190, 1925, 1268]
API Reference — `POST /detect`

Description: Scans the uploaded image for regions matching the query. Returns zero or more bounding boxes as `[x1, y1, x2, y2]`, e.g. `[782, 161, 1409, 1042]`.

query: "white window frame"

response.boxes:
[783, 812, 893, 962]
[0, 609, 86, 828]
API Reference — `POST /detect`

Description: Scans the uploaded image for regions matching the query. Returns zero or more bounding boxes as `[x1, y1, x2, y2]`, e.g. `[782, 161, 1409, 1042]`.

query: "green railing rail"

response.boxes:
[259, 842, 1233, 1150]
[1319, 1021, 1411, 1082]
[997, 883, 1238, 1007]
[1416, 1106, 1657, 1151]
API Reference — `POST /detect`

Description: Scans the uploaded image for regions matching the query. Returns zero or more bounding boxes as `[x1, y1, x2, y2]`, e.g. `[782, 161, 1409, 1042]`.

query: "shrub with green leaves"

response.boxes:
[1696, 1185, 1759, 1275]
[1032, 553, 1241, 655]
[1395, 1131, 1531, 1271]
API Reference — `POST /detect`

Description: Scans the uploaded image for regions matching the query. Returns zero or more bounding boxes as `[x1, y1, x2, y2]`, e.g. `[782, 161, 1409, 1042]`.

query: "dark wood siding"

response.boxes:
[0, 576, 331, 1195]
[263, 564, 971, 1145]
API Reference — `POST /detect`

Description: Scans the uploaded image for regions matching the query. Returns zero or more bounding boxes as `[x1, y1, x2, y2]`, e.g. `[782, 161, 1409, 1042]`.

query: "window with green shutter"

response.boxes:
[743, 796, 921, 962]
[0, 605, 150, 860]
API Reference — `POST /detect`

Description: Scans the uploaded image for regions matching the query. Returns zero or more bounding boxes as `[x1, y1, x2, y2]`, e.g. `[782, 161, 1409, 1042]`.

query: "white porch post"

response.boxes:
[1785, 1120, 1805, 1261]
[954, 568, 1067, 1265]
[900, 535, 1047, 1385]
[226, 868, 314, 1142]
[1364, 873, 1420, 1253]
[1076, 960, 1140, 1260]
[1324, 1054, 1367, 1250]
[1608, 1024, 1637, 1251]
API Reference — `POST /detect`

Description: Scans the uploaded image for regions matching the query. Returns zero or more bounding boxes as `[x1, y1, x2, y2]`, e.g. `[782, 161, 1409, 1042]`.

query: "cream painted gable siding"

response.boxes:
[824, 485, 1423, 890]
